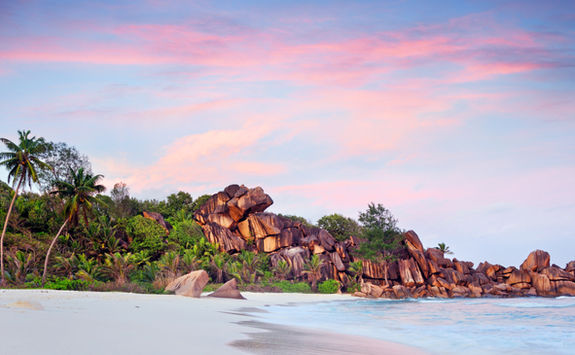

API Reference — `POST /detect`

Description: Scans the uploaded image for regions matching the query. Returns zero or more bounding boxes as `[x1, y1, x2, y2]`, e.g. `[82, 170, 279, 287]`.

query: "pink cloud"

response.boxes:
[96, 122, 290, 195]
[449, 62, 543, 83]
[0, 46, 172, 65]
[295, 87, 461, 157]
[1, 12, 559, 88]
[117, 99, 243, 122]
[273, 179, 439, 210]
[270, 164, 575, 223]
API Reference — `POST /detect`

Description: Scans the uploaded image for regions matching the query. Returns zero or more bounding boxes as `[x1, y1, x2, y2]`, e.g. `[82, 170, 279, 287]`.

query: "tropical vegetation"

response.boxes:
[0, 130, 416, 294]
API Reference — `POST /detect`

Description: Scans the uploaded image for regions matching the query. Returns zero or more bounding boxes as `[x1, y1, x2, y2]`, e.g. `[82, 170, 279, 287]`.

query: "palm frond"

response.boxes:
[0, 152, 17, 160]
[0, 138, 20, 152]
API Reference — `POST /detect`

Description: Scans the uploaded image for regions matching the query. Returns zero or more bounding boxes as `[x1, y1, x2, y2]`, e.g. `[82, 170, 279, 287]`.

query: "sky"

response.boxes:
[1, 0, 574, 267]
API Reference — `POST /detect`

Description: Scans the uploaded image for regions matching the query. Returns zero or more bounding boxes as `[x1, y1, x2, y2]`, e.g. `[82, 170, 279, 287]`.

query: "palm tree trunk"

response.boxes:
[42, 217, 70, 286]
[311, 278, 318, 292]
[82, 207, 90, 230]
[0, 175, 23, 286]
[384, 262, 389, 287]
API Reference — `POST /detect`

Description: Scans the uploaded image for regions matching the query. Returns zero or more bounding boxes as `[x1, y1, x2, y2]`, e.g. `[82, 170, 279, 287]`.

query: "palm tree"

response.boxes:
[210, 254, 226, 283]
[181, 249, 200, 273]
[349, 260, 363, 284]
[158, 251, 181, 279]
[303, 255, 324, 292]
[273, 259, 292, 280]
[42, 168, 105, 284]
[437, 242, 453, 255]
[0, 130, 50, 285]
[101, 252, 136, 285]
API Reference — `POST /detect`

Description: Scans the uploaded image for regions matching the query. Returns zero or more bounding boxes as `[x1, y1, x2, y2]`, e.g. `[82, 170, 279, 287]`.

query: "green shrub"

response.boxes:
[167, 219, 205, 251]
[133, 281, 166, 294]
[204, 283, 224, 292]
[318, 279, 340, 294]
[125, 215, 167, 258]
[271, 280, 312, 293]
[317, 213, 361, 242]
[27, 276, 92, 291]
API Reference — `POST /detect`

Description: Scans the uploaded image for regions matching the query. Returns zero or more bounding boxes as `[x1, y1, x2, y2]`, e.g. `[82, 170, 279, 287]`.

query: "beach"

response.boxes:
[0, 290, 424, 355]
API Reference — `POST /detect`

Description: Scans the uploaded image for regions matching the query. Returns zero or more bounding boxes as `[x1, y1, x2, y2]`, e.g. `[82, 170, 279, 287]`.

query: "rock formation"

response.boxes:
[192, 184, 575, 299]
[207, 279, 245, 299]
[194, 185, 352, 283]
[165, 270, 209, 297]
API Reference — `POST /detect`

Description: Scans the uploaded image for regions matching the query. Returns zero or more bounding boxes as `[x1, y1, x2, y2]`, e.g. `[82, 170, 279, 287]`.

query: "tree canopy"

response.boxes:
[355, 203, 404, 261]
[36, 141, 92, 191]
[317, 213, 361, 241]
[1, 130, 51, 284]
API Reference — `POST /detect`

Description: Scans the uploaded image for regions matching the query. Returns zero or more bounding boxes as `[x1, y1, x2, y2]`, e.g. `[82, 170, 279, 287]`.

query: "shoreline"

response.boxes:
[230, 319, 427, 355]
[0, 289, 425, 355]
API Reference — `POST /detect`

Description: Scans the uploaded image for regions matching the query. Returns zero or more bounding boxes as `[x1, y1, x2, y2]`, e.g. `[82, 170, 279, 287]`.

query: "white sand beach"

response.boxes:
[0, 289, 425, 355]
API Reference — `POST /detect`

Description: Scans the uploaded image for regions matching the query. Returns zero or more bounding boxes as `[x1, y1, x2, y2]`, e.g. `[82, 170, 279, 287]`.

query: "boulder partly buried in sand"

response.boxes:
[207, 279, 246, 299]
[165, 270, 209, 297]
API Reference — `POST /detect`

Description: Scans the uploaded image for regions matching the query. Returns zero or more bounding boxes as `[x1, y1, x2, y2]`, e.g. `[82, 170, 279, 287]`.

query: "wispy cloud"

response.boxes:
[98, 122, 289, 194]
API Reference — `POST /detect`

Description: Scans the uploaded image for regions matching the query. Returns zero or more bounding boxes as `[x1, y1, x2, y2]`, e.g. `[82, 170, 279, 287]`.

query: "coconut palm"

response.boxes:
[303, 255, 324, 292]
[209, 253, 228, 283]
[273, 259, 292, 280]
[158, 251, 181, 279]
[100, 252, 136, 285]
[181, 249, 200, 273]
[42, 168, 105, 284]
[0, 130, 50, 285]
[437, 242, 453, 255]
[348, 260, 363, 284]
[5, 250, 35, 284]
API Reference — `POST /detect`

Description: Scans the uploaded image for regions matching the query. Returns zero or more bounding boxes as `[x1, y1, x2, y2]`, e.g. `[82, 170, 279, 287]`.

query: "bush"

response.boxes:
[318, 279, 340, 294]
[27, 276, 92, 291]
[124, 215, 167, 258]
[167, 219, 205, 251]
[271, 280, 312, 293]
[204, 283, 224, 292]
[317, 214, 361, 241]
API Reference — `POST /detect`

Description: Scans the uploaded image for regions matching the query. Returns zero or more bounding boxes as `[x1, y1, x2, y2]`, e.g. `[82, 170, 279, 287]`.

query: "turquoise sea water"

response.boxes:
[258, 297, 575, 354]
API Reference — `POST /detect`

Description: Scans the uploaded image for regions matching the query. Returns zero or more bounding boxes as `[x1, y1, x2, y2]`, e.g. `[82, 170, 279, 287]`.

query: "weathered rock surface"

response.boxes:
[506, 270, 531, 286]
[143, 211, 172, 234]
[520, 250, 550, 273]
[207, 278, 245, 299]
[361, 282, 385, 298]
[551, 281, 575, 296]
[193, 184, 572, 299]
[404, 230, 424, 252]
[165, 270, 209, 297]
[392, 285, 411, 299]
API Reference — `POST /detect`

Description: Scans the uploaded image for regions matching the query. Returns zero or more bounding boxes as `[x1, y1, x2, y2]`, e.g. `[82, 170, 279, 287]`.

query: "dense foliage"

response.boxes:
[36, 141, 92, 192]
[0, 130, 407, 294]
[354, 203, 405, 261]
[317, 213, 361, 241]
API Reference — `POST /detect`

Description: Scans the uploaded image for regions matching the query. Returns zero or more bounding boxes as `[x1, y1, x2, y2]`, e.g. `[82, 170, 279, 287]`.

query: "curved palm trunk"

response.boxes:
[0, 175, 23, 286]
[82, 207, 90, 230]
[42, 217, 70, 286]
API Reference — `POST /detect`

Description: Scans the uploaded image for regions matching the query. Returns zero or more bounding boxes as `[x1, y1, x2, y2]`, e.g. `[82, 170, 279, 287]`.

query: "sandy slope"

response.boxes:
[0, 290, 424, 355]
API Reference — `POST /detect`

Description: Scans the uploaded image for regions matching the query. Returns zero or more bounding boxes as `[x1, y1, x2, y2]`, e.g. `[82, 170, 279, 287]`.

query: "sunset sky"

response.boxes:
[1, 0, 574, 266]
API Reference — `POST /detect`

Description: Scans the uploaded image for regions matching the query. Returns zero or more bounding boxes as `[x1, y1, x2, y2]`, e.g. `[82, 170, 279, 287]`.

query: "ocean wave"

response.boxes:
[259, 297, 575, 355]
[496, 301, 575, 309]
